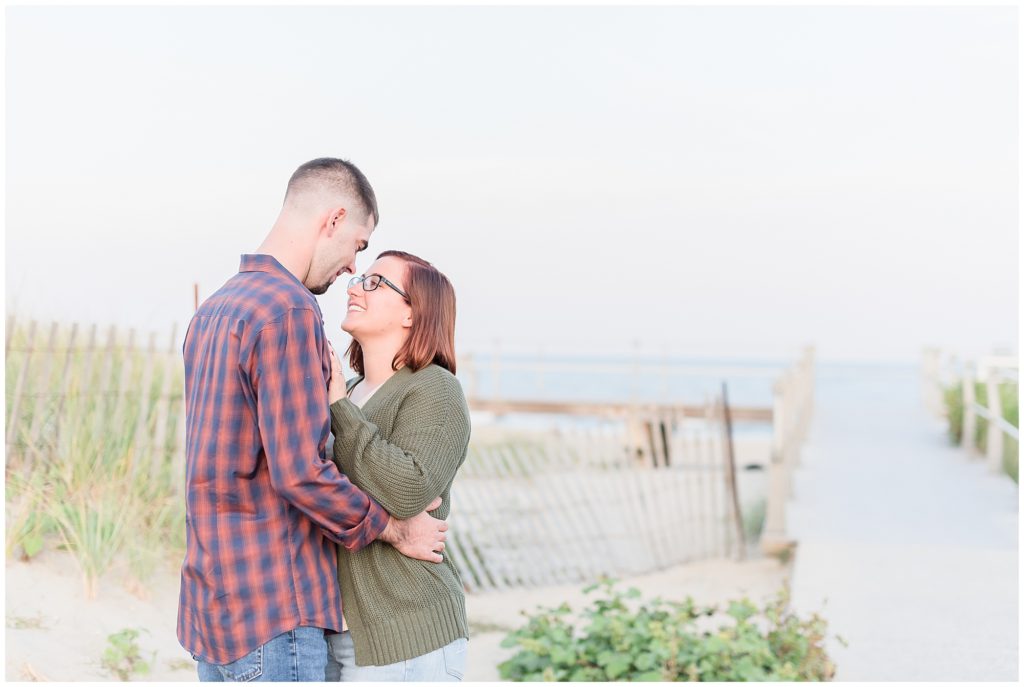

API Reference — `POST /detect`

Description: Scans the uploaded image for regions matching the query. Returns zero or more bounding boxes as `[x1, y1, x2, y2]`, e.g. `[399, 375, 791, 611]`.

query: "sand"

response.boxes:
[5, 436, 782, 681]
[5, 548, 790, 682]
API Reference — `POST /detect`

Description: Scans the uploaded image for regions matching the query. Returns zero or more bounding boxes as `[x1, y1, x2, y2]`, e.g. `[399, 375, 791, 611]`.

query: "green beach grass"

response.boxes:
[5, 320, 185, 597]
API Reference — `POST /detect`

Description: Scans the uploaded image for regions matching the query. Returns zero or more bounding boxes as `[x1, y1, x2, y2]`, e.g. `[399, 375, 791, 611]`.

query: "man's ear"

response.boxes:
[325, 206, 347, 236]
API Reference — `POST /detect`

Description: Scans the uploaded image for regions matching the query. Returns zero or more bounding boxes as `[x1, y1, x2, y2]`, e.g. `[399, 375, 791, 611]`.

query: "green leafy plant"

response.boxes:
[102, 628, 154, 680]
[5, 471, 53, 560]
[165, 657, 195, 672]
[499, 578, 843, 681]
[6, 613, 46, 630]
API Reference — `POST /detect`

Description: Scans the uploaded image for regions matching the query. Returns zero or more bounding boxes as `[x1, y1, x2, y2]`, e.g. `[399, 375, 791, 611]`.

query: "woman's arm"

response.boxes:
[330, 372, 470, 519]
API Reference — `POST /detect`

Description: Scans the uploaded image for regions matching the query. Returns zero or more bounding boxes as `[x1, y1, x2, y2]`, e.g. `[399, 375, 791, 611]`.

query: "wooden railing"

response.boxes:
[759, 346, 815, 556]
[921, 347, 1018, 474]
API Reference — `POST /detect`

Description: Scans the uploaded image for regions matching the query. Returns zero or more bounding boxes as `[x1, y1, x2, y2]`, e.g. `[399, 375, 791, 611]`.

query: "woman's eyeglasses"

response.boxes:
[348, 274, 409, 300]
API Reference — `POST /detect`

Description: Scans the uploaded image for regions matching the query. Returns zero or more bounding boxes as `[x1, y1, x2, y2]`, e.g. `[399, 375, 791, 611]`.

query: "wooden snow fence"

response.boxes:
[445, 415, 742, 593]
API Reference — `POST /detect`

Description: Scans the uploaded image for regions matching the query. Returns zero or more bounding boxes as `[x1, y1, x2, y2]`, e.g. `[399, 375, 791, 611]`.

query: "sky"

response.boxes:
[5, 5, 1019, 364]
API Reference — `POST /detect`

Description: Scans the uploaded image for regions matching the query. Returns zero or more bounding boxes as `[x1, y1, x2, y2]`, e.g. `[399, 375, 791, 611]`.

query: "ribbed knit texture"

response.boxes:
[329, 364, 472, 667]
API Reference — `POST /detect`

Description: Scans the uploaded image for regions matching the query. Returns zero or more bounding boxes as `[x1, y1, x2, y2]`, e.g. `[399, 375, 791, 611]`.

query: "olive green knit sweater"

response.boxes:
[329, 363, 472, 667]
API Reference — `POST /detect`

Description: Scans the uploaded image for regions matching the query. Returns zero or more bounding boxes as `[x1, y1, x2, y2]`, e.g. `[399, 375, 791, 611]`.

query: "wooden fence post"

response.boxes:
[985, 371, 1005, 473]
[720, 384, 746, 561]
[962, 368, 977, 456]
[762, 370, 795, 556]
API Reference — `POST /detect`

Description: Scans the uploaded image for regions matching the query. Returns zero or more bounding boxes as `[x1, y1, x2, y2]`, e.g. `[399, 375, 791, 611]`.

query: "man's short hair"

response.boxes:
[285, 158, 379, 226]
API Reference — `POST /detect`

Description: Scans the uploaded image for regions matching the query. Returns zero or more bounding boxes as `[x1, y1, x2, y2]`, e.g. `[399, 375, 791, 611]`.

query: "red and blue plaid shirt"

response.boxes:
[177, 254, 389, 664]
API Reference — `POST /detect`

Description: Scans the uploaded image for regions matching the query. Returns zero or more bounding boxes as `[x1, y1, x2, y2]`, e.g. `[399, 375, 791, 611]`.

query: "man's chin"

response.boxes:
[309, 281, 331, 296]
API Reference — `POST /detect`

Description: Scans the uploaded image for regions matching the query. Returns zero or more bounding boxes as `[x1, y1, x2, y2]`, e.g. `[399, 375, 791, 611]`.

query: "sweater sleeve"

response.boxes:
[329, 373, 471, 519]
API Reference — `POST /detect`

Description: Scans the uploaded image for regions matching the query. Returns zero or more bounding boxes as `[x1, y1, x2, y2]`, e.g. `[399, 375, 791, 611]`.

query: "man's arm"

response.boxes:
[251, 307, 447, 561]
[250, 307, 390, 551]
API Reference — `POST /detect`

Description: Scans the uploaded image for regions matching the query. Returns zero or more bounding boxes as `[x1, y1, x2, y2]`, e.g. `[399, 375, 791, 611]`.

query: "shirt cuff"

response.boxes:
[336, 492, 390, 551]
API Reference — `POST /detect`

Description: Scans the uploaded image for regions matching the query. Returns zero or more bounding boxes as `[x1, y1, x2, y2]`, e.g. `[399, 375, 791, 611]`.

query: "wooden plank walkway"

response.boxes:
[785, 364, 1018, 681]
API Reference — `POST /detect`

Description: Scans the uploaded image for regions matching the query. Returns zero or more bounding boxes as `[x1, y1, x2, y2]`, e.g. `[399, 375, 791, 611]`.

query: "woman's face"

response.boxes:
[341, 255, 412, 341]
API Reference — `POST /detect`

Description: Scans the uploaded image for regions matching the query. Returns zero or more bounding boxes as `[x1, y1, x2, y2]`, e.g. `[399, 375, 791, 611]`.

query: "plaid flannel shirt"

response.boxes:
[176, 254, 389, 664]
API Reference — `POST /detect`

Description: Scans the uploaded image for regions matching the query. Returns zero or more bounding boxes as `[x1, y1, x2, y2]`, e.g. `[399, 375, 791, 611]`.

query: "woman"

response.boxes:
[323, 250, 471, 682]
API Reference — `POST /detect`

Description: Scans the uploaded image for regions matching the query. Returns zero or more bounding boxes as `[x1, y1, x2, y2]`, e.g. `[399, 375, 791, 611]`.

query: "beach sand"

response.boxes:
[5, 548, 790, 682]
[5, 437, 780, 681]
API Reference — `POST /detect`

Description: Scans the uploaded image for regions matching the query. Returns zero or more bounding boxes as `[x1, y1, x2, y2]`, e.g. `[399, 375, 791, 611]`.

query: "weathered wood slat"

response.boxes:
[111, 329, 136, 444]
[448, 466, 496, 592]
[532, 442, 614, 580]
[153, 325, 179, 485]
[131, 331, 158, 480]
[53, 323, 80, 441]
[556, 427, 624, 573]
[695, 427, 713, 559]
[493, 445, 554, 585]
[486, 446, 549, 588]
[6, 319, 38, 461]
[507, 444, 587, 584]
[5, 313, 15, 355]
[574, 425, 658, 575]
[449, 449, 513, 590]
[26, 322, 60, 456]
[91, 324, 118, 438]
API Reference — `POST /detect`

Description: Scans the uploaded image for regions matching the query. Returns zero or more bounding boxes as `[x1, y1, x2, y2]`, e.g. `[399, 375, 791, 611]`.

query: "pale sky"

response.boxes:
[6, 5, 1018, 363]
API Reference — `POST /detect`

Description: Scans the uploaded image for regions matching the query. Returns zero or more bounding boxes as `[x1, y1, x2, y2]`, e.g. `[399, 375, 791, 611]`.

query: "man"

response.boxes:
[177, 158, 448, 681]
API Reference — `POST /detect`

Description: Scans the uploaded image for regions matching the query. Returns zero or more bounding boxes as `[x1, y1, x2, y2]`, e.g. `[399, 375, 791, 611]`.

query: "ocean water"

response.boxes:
[456, 352, 789, 405]
[455, 354, 923, 437]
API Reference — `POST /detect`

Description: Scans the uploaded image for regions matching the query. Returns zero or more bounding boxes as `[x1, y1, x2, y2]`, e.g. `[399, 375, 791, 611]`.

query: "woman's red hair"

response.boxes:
[346, 250, 457, 375]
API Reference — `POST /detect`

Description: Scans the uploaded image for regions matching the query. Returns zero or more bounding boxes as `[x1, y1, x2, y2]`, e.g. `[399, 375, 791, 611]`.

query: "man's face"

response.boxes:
[307, 212, 374, 296]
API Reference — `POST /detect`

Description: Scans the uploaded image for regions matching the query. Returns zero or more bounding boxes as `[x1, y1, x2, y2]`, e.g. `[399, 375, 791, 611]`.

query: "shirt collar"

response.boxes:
[239, 253, 291, 275]
[238, 254, 321, 310]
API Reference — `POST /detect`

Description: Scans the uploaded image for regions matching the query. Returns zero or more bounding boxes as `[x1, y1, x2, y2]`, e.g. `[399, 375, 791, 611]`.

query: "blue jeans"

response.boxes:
[324, 630, 467, 681]
[196, 626, 328, 681]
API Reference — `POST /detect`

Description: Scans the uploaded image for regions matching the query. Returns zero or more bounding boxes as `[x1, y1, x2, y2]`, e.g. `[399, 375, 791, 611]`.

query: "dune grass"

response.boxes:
[6, 320, 185, 597]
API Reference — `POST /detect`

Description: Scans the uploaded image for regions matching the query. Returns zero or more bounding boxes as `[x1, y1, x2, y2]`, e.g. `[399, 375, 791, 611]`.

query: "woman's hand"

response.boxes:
[327, 341, 347, 404]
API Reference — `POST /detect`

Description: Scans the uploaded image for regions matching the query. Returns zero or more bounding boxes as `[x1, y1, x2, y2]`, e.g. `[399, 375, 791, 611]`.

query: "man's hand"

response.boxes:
[327, 341, 347, 405]
[378, 497, 448, 563]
